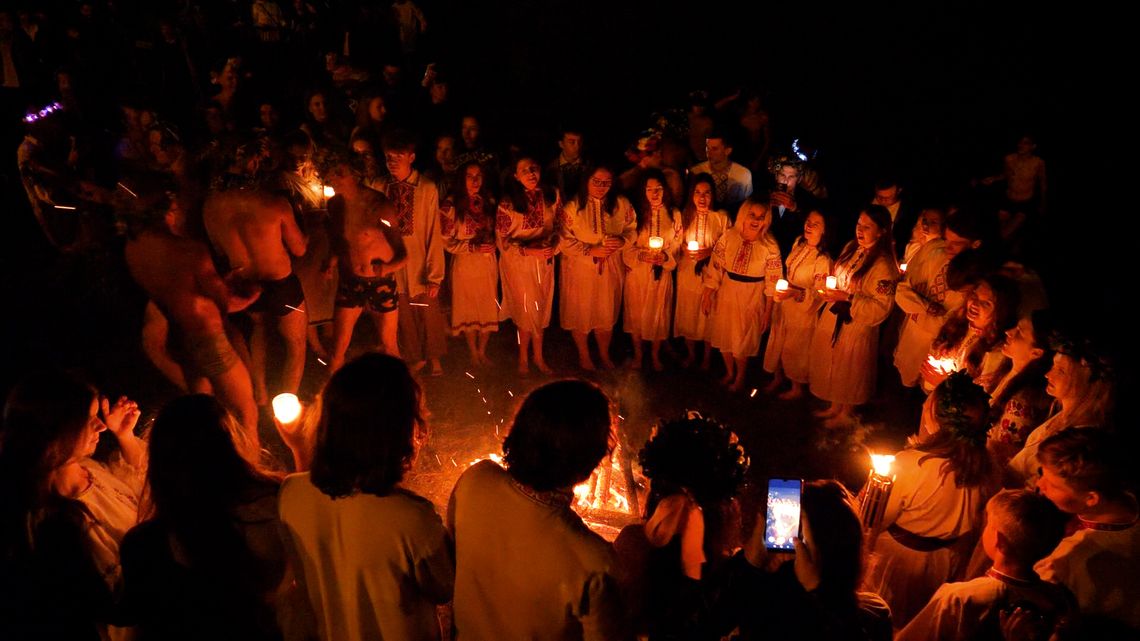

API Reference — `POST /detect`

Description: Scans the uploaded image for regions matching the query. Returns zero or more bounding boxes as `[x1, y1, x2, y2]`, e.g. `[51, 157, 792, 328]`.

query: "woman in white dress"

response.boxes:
[701, 197, 783, 391]
[809, 205, 899, 428]
[674, 173, 729, 370]
[497, 157, 561, 375]
[559, 166, 637, 370]
[441, 161, 499, 367]
[623, 169, 682, 371]
[762, 210, 833, 400]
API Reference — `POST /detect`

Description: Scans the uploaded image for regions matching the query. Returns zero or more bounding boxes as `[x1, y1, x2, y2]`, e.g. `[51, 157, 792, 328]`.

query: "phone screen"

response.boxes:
[765, 478, 803, 551]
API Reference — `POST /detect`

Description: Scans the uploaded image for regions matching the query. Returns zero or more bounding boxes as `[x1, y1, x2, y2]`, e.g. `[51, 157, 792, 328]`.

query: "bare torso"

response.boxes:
[203, 188, 306, 280]
[125, 230, 227, 337]
[1005, 153, 1045, 202]
[337, 189, 403, 277]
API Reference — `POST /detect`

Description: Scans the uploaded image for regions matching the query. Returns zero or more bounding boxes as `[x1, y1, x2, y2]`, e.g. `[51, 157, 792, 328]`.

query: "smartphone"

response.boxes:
[764, 478, 803, 551]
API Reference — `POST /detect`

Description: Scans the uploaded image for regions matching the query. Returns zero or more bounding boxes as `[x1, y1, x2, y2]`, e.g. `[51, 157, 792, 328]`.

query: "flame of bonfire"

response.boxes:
[469, 451, 635, 516]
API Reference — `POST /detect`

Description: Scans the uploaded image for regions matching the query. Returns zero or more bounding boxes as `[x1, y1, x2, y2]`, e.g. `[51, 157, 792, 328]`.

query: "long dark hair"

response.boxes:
[681, 173, 717, 233]
[503, 156, 558, 212]
[310, 354, 426, 498]
[801, 480, 865, 599]
[909, 372, 994, 488]
[990, 309, 1054, 417]
[144, 395, 280, 582]
[932, 274, 1021, 376]
[575, 165, 620, 212]
[0, 370, 97, 556]
[636, 168, 676, 234]
[503, 380, 613, 492]
[450, 160, 496, 226]
[835, 205, 896, 286]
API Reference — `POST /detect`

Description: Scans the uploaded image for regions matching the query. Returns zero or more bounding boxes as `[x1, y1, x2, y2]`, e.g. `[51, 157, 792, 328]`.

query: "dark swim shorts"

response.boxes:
[335, 273, 398, 313]
[171, 332, 241, 379]
[249, 272, 306, 317]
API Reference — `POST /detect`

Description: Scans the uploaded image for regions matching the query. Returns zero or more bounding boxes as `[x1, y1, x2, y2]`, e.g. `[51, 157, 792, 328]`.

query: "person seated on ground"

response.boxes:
[279, 353, 453, 641]
[864, 371, 997, 630]
[897, 489, 1074, 641]
[614, 412, 749, 639]
[118, 395, 293, 641]
[708, 480, 893, 641]
[448, 379, 625, 640]
[0, 370, 144, 640]
[1034, 427, 1140, 632]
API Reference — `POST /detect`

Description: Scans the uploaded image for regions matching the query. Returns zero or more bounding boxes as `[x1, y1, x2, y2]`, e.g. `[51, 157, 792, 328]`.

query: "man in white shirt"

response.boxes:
[690, 131, 752, 217]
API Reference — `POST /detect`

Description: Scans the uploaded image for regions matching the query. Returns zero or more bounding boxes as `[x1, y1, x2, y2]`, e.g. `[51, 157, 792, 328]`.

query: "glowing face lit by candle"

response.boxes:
[825, 276, 838, 289]
[870, 453, 895, 477]
[775, 279, 789, 292]
[687, 240, 700, 252]
[648, 236, 664, 250]
[272, 393, 302, 424]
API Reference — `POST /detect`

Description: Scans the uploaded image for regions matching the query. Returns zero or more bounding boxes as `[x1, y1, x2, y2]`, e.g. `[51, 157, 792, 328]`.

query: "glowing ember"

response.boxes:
[870, 453, 895, 477]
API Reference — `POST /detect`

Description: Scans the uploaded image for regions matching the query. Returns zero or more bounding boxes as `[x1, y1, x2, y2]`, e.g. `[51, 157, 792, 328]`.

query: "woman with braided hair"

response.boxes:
[863, 371, 997, 630]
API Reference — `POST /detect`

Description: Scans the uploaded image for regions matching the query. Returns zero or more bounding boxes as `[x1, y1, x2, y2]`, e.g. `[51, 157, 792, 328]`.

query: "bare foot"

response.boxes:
[651, 359, 665, 372]
[599, 358, 616, 370]
[535, 361, 553, 375]
[778, 387, 804, 401]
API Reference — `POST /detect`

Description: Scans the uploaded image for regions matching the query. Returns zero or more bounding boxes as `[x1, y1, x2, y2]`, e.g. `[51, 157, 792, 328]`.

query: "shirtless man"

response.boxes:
[203, 143, 308, 405]
[125, 194, 261, 452]
[325, 159, 408, 372]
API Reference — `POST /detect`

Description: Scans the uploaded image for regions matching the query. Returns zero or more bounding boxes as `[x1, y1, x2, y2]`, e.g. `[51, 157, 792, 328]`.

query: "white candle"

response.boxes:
[899, 262, 908, 273]
[323, 185, 336, 198]
[775, 279, 789, 292]
[825, 275, 838, 289]
[272, 393, 302, 424]
[648, 236, 664, 250]
[687, 240, 700, 252]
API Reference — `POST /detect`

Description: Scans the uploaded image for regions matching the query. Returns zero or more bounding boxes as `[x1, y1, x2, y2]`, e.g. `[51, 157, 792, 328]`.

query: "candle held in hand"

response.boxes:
[775, 279, 789, 292]
[648, 236, 664, 250]
[687, 240, 700, 252]
[825, 275, 838, 289]
[323, 185, 336, 198]
[272, 393, 302, 424]
[899, 262, 908, 273]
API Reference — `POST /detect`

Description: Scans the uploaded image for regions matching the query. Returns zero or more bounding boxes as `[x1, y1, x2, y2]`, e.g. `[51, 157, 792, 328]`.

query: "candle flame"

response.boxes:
[648, 236, 664, 250]
[926, 355, 958, 375]
[825, 275, 838, 289]
[870, 453, 895, 477]
[272, 393, 302, 423]
[775, 279, 789, 292]
[687, 240, 700, 252]
[900, 262, 908, 273]
[323, 185, 336, 198]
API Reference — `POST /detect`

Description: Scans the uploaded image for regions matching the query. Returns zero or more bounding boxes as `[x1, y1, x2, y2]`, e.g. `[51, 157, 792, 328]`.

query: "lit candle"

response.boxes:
[648, 236, 664, 250]
[272, 393, 302, 424]
[323, 185, 336, 198]
[859, 453, 896, 531]
[899, 262, 908, 273]
[687, 240, 700, 252]
[926, 354, 958, 375]
[775, 279, 789, 292]
[825, 275, 838, 289]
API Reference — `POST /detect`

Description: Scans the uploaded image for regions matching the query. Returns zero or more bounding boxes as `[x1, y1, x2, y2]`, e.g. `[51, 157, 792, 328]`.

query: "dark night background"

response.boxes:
[0, 0, 1127, 471]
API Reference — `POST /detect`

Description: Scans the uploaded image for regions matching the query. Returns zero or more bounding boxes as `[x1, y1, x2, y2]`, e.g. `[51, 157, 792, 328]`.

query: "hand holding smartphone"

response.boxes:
[764, 477, 803, 551]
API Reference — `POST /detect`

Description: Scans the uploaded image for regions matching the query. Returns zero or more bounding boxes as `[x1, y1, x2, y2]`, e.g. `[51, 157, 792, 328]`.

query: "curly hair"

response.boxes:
[639, 412, 749, 512]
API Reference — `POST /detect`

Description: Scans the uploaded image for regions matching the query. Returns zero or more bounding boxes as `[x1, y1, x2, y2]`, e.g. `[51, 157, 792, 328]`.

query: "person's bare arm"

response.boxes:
[196, 246, 258, 313]
[376, 201, 408, 275]
[279, 202, 308, 258]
